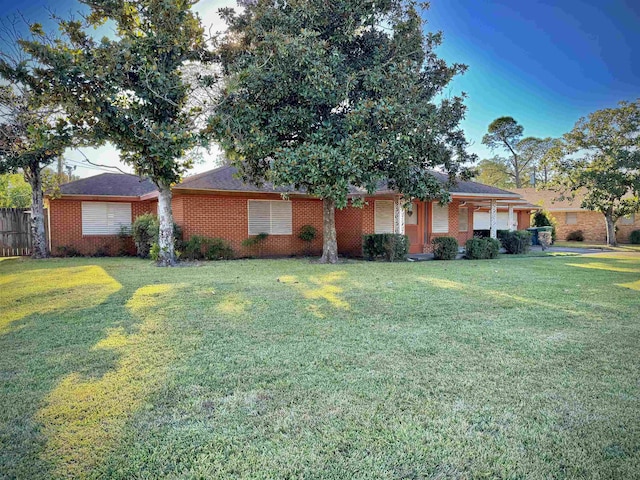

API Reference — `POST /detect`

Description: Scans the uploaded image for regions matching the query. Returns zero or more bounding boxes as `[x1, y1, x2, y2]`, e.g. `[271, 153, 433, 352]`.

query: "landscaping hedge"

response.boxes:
[631, 230, 640, 245]
[362, 234, 408, 262]
[567, 230, 585, 242]
[183, 235, 235, 260]
[500, 230, 532, 254]
[465, 237, 500, 260]
[432, 237, 458, 260]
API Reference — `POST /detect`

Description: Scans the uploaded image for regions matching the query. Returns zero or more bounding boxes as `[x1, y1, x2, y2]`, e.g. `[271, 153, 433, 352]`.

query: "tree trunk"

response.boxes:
[25, 164, 49, 259]
[156, 181, 177, 266]
[605, 209, 617, 247]
[513, 157, 521, 188]
[319, 198, 338, 264]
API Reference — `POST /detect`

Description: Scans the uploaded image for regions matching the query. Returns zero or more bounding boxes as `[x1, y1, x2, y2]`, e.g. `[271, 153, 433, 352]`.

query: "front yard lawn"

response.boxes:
[1, 254, 639, 478]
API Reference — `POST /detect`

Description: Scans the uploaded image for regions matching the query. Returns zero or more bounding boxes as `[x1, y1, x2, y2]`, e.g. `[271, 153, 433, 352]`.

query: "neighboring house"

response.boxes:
[511, 188, 640, 243]
[47, 166, 537, 257]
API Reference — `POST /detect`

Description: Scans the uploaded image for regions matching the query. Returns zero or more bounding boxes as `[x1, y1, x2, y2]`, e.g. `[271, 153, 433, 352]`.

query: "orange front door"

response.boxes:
[405, 202, 423, 253]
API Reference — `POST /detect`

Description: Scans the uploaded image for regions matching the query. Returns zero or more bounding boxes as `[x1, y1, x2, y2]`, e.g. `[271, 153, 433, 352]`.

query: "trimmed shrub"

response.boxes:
[465, 237, 500, 260]
[362, 234, 408, 262]
[183, 235, 234, 260]
[298, 225, 317, 255]
[298, 225, 317, 243]
[57, 245, 82, 257]
[204, 238, 235, 260]
[566, 230, 585, 242]
[630, 230, 640, 245]
[132, 213, 158, 258]
[432, 236, 458, 260]
[132, 214, 182, 258]
[501, 230, 532, 254]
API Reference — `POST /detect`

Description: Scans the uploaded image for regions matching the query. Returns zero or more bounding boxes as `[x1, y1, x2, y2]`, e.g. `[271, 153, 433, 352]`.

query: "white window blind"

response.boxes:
[458, 207, 469, 232]
[432, 203, 449, 233]
[82, 202, 132, 235]
[565, 212, 577, 225]
[375, 200, 394, 233]
[248, 200, 292, 235]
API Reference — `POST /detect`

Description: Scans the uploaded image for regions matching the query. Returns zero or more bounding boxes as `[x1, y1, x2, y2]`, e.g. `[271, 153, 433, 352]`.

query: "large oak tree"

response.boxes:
[22, 0, 213, 266]
[551, 100, 640, 246]
[0, 22, 72, 258]
[211, 0, 475, 263]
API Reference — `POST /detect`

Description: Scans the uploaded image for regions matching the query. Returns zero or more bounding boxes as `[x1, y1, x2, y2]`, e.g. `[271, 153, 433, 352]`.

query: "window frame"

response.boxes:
[458, 207, 469, 232]
[374, 200, 395, 234]
[247, 199, 293, 235]
[81, 201, 132, 236]
[432, 202, 449, 234]
[565, 212, 578, 225]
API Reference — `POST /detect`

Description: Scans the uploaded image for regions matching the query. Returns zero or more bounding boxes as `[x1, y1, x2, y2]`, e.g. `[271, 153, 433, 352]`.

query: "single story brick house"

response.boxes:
[47, 166, 537, 257]
[511, 188, 640, 243]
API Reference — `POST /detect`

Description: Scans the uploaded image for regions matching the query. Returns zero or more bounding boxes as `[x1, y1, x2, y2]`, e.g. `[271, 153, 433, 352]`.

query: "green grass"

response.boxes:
[1, 254, 639, 479]
[555, 241, 640, 252]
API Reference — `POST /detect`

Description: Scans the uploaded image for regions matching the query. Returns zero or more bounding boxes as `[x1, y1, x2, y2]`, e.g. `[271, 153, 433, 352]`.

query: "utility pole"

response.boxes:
[57, 157, 63, 183]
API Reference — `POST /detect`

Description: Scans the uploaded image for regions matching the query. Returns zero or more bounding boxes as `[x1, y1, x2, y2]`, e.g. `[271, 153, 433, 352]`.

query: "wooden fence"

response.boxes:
[0, 208, 48, 257]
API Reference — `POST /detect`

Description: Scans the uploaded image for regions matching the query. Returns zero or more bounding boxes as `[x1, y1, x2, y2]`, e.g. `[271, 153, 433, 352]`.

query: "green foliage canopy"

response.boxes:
[21, 0, 212, 186]
[550, 99, 640, 244]
[211, 0, 475, 209]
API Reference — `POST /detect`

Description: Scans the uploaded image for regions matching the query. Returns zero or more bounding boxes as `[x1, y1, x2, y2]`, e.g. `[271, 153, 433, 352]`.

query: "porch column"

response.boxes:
[508, 205, 515, 231]
[394, 197, 405, 235]
[490, 199, 498, 239]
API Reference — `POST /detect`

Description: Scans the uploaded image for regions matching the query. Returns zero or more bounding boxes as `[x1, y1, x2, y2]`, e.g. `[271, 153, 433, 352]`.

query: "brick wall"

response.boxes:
[174, 193, 324, 257]
[425, 199, 474, 252]
[552, 210, 640, 244]
[617, 215, 640, 243]
[49, 198, 156, 256]
[552, 211, 606, 243]
[335, 203, 364, 256]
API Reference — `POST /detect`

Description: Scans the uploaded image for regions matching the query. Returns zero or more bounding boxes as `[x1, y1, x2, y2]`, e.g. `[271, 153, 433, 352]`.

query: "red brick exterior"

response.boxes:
[424, 199, 475, 253]
[335, 203, 364, 256]
[172, 193, 324, 257]
[550, 210, 640, 243]
[48, 198, 156, 256]
[49, 192, 545, 258]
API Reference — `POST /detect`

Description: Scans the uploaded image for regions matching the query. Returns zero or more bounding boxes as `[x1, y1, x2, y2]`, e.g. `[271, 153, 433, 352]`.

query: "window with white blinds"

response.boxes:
[248, 200, 292, 235]
[82, 202, 132, 235]
[432, 202, 449, 233]
[565, 212, 577, 225]
[458, 207, 469, 232]
[375, 200, 394, 233]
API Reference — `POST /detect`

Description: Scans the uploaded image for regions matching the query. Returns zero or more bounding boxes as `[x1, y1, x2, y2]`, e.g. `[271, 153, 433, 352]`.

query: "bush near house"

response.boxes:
[362, 234, 408, 262]
[183, 235, 235, 260]
[465, 237, 500, 260]
[630, 230, 640, 245]
[567, 230, 585, 242]
[132, 214, 182, 258]
[432, 237, 458, 260]
[501, 230, 532, 254]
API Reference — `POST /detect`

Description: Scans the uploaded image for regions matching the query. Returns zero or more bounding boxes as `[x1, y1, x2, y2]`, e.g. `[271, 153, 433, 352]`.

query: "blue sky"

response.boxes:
[1, 0, 638, 176]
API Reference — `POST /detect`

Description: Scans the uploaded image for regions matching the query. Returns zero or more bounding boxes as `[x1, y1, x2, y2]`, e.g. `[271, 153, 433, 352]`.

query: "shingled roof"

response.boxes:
[176, 165, 520, 198]
[510, 188, 586, 211]
[58, 173, 157, 197]
[55, 166, 523, 199]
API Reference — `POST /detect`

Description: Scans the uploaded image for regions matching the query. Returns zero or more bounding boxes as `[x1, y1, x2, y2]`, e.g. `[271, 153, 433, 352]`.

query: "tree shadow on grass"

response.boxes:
[0, 261, 181, 479]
